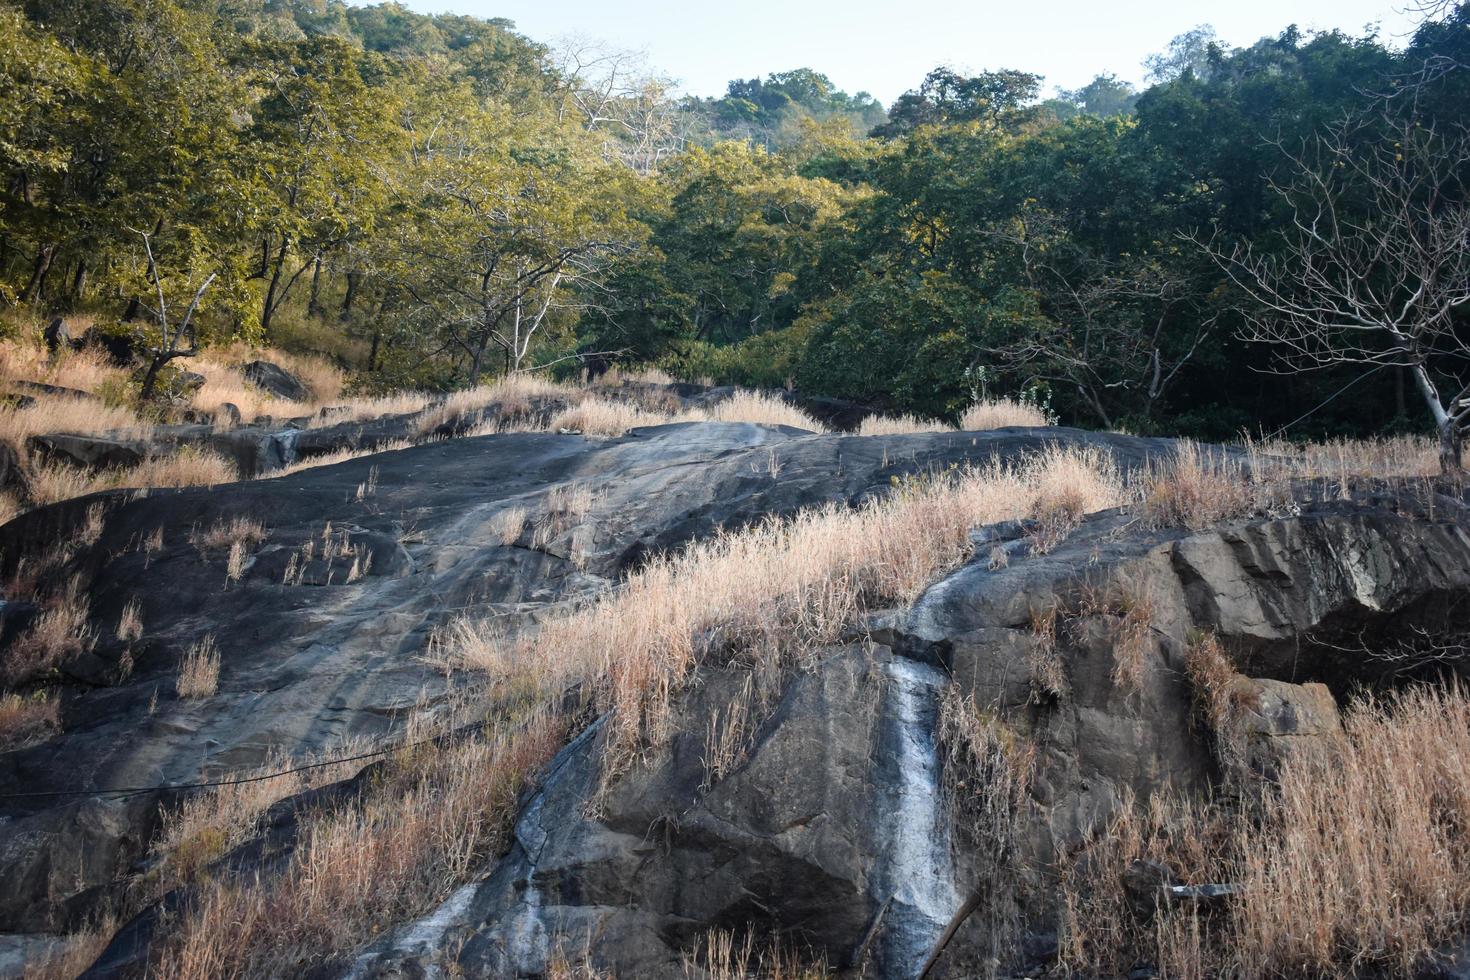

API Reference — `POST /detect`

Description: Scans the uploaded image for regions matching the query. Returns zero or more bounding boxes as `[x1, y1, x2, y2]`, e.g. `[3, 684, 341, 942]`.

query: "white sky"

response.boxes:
[389, 0, 1426, 104]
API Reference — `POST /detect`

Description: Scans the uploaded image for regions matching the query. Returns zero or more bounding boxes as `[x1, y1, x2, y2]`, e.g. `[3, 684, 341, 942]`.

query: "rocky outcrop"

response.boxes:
[3, 417, 1469, 978]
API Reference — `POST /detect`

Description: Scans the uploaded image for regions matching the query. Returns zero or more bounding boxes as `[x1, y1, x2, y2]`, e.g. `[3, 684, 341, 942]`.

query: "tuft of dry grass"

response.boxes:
[680, 927, 831, 980]
[440, 445, 1125, 789]
[960, 398, 1051, 430]
[416, 374, 575, 436]
[0, 691, 60, 749]
[1026, 445, 1125, 551]
[26, 447, 237, 506]
[700, 391, 828, 432]
[19, 915, 117, 980]
[190, 515, 267, 553]
[488, 506, 528, 546]
[1026, 606, 1068, 702]
[1142, 441, 1257, 530]
[857, 413, 952, 436]
[547, 397, 671, 436]
[2, 581, 93, 687]
[117, 599, 144, 643]
[176, 635, 221, 700]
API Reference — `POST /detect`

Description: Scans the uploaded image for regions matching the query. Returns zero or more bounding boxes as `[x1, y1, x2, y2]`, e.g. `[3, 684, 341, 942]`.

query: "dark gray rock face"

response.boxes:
[3, 418, 1469, 978]
[42, 317, 71, 354]
[242, 360, 309, 402]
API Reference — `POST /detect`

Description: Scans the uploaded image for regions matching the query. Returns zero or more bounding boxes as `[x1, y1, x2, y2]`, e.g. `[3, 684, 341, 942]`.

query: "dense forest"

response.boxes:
[2, 0, 1469, 444]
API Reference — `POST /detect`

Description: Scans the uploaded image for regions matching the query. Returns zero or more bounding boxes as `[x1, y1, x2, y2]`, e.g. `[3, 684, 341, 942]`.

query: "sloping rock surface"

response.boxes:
[3, 419, 1469, 978]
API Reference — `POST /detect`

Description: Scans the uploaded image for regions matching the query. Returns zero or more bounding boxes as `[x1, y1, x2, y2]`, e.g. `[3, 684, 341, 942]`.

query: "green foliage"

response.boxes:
[0, 0, 1465, 444]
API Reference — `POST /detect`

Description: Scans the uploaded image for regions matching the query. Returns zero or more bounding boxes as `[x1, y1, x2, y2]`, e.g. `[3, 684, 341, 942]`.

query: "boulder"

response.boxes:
[0, 443, 26, 501]
[214, 403, 243, 427]
[176, 371, 206, 394]
[42, 318, 72, 354]
[6, 381, 97, 402]
[79, 328, 138, 367]
[27, 434, 146, 472]
[242, 360, 309, 402]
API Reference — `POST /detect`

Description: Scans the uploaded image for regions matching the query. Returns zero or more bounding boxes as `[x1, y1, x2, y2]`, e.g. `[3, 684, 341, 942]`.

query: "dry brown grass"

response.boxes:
[25, 447, 237, 506]
[176, 635, 220, 700]
[700, 390, 827, 432]
[1142, 441, 1258, 530]
[2, 581, 93, 687]
[960, 398, 1051, 430]
[116, 599, 144, 643]
[149, 706, 567, 978]
[440, 445, 1126, 788]
[190, 515, 267, 553]
[488, 506, 528, 546]
[19, 916, 117, 980]
[1025, 606, 1068, 702]
[680, 927, 831, 979]
[416, 374, 575, 435]
[0, 397, 150, 465]
[0, 691, 60, 749]
[0, 336, 127, 395]
[857, 413, 952, 436]
[1060, 684, 1470, 979]
[149, 745, 365, 894]
[547, 397, 671, 436]
[1026, 445, 1125, 551]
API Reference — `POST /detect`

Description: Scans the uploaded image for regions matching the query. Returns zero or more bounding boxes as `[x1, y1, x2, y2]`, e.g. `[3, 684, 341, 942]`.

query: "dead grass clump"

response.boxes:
[1182, 631, 1250, 774]
[441, 445, 1125, 791]
[1248, 434, 1439, 482]
[1057, 789, 1232, 978]
[594, 365, 676, 387]
[19, 916, 118, 980]
[0, 691, 60, 749]
[26, 447, 237, 506]
[1026, 444, 1124, 551]
[701, 390, 828, 433]
[1142, 441, 1256, 530]
[176, 635, 221, 699]
[857, 413, 952, 436]
[416, 374, 575, 435]
[191, 515, 267, 553]
[488, 506, 528, 546]
[547, 397, 671, 436]
[2, 582, 93, 686]
[680, 927, 831, 980]
[149, 707, 568, 978]
[0, 336, 126, 395]
[0, 490, 20, 525]
[0, 396, 149, 466]
[116, 599, 144, 643]
[149, 745, 363, 894]
[960, 398, 1050, 430]
[1026, 606, 1068, 702]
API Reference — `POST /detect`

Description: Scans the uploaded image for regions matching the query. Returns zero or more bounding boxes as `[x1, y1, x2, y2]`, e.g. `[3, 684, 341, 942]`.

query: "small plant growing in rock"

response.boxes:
[2, 579, 94, 687]
[0, 691, 60, 750]
[176, 635, 220, 699]
[116, 599, 144, 644]
[1026, 605, 1069, 703]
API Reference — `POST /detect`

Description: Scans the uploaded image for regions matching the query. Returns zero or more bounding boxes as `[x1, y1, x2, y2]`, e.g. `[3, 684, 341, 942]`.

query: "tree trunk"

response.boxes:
[368, 330, 381, 373]
[307, 255, 324, 318]
[20, 243, 55, 303]
[1439, 418, 1463, 475]
[69, 256, 88, 306]
[261, 237, 290, 339]
[122, 296, 142, 322]
[340, 271, 359, 319]
[140, 354, 168, 400]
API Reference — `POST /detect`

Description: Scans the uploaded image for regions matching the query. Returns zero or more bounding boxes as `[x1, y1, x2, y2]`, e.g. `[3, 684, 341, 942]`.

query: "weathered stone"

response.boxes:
[42, 318, 71, 354]
[242, 360, 309, 402]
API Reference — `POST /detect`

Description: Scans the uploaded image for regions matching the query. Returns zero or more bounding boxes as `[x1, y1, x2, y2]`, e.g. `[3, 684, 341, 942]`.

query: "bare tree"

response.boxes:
[130, 228, 215, 399]
[1198, 113, 1470, 472]
[551, 38, 692, 174]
